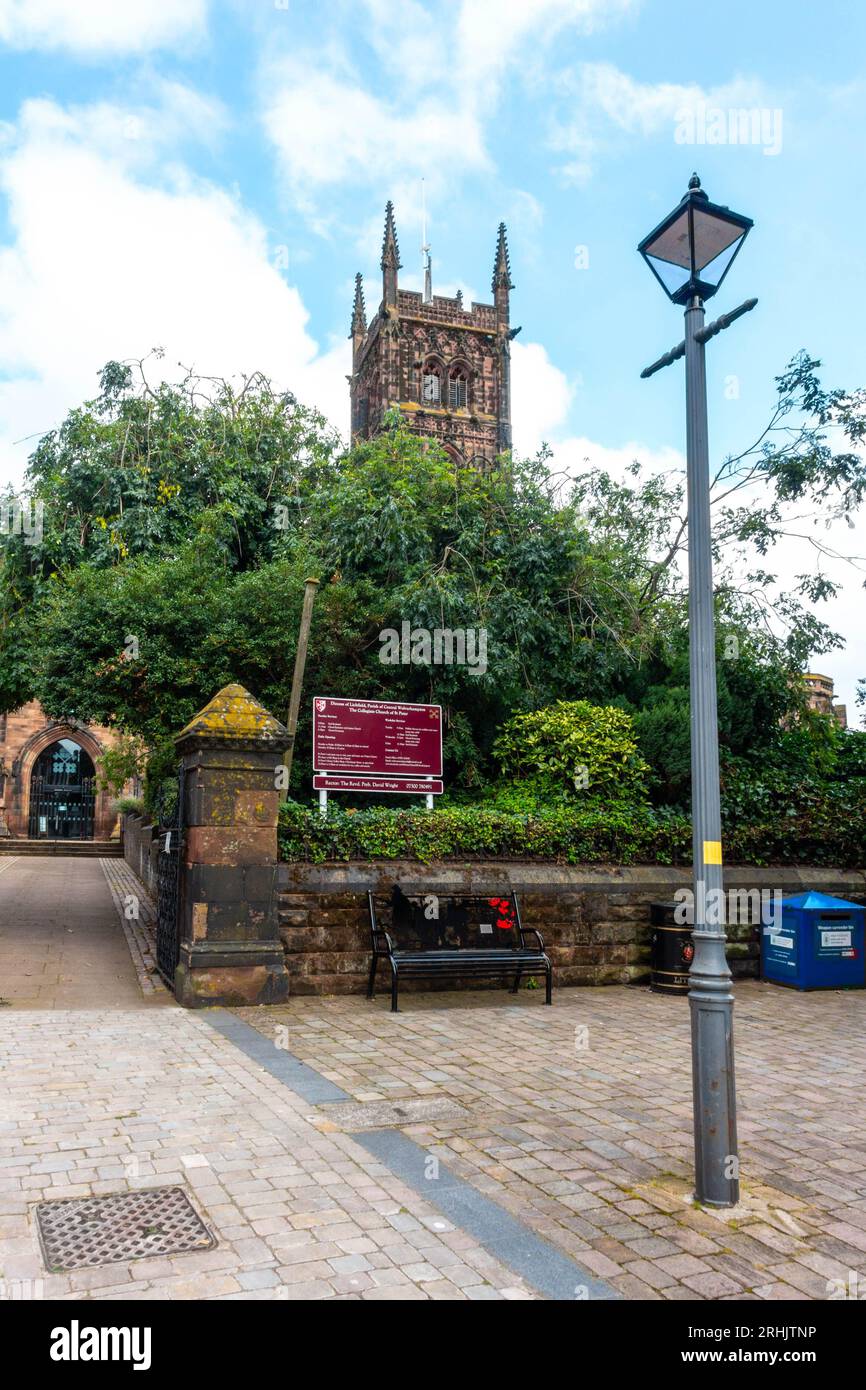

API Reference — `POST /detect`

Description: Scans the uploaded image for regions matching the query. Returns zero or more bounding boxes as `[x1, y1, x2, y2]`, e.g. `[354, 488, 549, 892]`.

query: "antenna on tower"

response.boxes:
[421, 178, 432, 304]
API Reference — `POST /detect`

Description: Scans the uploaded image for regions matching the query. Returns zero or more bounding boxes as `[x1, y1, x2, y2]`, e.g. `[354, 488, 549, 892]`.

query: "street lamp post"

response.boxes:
[638, 174, 755, 1208]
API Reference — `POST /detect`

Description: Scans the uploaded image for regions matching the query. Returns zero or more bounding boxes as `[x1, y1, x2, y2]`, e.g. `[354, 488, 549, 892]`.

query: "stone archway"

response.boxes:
[8, 722, 115, 839]
[28, 738, 97, 839]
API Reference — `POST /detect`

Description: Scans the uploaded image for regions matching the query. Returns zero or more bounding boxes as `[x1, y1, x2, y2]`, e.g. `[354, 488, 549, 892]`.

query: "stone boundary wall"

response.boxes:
[122, 814, 159, 898]
[277, 861, 866, 996]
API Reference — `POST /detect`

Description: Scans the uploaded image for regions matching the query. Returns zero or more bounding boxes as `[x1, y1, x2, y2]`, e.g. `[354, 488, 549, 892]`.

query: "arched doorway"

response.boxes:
[28, 738, 96, 840]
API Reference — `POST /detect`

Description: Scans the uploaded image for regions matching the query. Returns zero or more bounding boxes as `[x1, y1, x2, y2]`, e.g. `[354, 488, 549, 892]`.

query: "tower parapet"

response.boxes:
[349, 203, 519, 466]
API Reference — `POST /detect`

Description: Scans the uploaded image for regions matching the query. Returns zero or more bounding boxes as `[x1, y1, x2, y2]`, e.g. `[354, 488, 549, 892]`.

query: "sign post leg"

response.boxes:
[319, 788, 328, 819]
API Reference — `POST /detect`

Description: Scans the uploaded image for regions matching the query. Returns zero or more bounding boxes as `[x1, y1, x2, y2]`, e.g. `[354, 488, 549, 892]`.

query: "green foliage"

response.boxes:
[115, 796, 145, 816]
[278, 788, 863, 868]
[3, 350, 864, 865]
[631, 688, 693, 805]
[720, 724, 866, 866]
[279, 798, 691, 866]
[0, 358, 338, 714]
[627, 627, 798, 807]
[493, 700, 650, 802]
[95, 735, 147, 796]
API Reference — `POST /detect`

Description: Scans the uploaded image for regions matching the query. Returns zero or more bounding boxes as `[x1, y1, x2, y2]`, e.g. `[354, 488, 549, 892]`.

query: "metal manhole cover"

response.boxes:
[35, 1187, 216, 1271]
[321, 1096, 468, 1132]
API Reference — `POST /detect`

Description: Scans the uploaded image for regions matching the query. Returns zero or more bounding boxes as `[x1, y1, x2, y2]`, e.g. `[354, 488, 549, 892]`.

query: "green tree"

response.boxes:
[3, 350, 863, 815]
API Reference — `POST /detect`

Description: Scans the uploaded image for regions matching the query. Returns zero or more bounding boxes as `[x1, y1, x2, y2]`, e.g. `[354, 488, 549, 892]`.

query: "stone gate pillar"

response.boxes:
[172, 683, 290, 1008]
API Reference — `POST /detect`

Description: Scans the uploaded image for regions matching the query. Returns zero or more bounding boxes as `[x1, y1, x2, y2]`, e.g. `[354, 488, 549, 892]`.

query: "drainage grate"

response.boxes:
[35, 1187, 216, 1271]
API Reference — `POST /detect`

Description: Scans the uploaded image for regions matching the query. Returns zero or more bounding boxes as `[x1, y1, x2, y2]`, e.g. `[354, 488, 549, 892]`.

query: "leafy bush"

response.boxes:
[720, 726, 866, 866]
[115, 796, 145, 816]
[279, 798, 690, 866]
[278, 773, 864, 866]
[631, 687, 693, 805]
[493, 700, 650, 802]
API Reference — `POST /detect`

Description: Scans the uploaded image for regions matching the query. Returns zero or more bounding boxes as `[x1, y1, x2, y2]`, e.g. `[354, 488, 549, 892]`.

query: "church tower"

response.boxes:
[349, 203, 519, 466]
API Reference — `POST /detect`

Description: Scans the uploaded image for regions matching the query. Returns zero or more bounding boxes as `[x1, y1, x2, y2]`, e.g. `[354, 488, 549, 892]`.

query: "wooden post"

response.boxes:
[280, 577, 319, 801]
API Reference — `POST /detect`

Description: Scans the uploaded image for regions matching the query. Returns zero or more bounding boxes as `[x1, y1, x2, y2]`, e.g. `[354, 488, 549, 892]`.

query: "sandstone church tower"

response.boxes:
[349, 203, 519, 466]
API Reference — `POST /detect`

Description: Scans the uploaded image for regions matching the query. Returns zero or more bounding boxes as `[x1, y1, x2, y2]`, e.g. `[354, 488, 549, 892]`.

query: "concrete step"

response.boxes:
[0, 839, 123, 857]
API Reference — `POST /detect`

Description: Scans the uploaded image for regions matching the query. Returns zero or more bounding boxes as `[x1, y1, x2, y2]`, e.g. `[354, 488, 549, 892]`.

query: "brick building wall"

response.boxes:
[0, 700, 124, 839]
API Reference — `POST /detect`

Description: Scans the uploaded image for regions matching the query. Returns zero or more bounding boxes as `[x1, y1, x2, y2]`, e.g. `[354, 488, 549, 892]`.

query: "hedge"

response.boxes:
[277, 797, 865, 867]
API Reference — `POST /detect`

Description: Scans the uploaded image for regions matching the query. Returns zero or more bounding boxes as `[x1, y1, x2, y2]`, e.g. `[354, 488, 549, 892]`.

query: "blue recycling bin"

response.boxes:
[761, 891, 865, 990]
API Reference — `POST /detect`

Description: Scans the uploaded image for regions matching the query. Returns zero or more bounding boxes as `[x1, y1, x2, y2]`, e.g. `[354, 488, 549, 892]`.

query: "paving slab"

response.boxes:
[0, 857, 167, 1009]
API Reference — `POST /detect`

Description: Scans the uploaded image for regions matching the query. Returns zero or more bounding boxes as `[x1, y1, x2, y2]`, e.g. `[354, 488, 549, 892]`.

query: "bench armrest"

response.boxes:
[371, 929, 395, 955]
[520, 926, 546, 952]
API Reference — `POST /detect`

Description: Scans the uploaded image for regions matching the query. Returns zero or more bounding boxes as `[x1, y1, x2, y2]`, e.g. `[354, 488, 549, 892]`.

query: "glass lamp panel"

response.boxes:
[696, 237, 743, 291]
[645, 255, 691, 298]
[643, 208, 692, 269]
[690, 207, 745, 272]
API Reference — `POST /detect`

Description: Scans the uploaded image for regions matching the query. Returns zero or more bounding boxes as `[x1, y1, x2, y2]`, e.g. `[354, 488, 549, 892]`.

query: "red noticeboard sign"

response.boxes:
[313, 774, 444, 796]
[313, 697, 442, 778]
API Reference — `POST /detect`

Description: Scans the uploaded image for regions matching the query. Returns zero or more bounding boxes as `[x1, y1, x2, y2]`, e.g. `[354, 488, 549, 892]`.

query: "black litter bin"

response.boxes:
[650, 900, 694, 996]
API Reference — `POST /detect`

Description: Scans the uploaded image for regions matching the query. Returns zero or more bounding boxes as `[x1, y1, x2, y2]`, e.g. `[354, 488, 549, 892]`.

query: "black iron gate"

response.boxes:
[28, 774, 96, 839]
[155, 765, 185, 989]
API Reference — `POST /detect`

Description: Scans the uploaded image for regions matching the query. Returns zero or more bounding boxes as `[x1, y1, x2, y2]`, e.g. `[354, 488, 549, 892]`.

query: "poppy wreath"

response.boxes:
[487, 896, 515, 931]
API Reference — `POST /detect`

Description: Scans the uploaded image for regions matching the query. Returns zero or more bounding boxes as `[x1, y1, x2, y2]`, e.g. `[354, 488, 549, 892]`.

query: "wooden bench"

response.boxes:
[367, 886, 552, 1012]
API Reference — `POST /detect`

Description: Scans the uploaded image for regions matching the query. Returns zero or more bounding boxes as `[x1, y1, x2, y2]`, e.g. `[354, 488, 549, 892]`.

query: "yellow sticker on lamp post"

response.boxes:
[703, 840, 723, 865]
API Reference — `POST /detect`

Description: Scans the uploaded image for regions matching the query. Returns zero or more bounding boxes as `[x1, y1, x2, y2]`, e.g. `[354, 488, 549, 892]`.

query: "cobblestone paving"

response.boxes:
[98, 858, 168, 998]
[2, 952, 864, 1298]
[0, 1008, 541, 1301]
[238, 984, 866, 1301]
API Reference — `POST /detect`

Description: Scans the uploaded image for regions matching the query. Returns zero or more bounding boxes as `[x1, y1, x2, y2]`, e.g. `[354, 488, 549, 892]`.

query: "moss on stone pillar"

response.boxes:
[172, 684, 291, 1008]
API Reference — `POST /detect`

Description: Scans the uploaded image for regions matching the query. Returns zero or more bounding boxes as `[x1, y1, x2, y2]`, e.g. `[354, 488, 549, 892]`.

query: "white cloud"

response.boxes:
[511, 338, 679, 477]
[549, 63, 776, 181]
[260, 0, 638, 229]
[0, 84, 228, 168]
[511, 339, 574, 453]
[357, 0, 451, 92]
[456, 0, 637, 103]
[0, 0, 208, 55]
[0, 92, 348, 487]
[261, 60, 489, 213]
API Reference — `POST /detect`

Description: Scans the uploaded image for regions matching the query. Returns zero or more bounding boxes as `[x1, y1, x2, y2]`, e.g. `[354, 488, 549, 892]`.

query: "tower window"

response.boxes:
[421, 363, 442, 405]
[449, 368, 468, 410]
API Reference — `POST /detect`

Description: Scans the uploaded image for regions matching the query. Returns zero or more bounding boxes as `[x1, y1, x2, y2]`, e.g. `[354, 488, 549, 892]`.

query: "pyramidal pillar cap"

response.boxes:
[174, 683, 289, 752]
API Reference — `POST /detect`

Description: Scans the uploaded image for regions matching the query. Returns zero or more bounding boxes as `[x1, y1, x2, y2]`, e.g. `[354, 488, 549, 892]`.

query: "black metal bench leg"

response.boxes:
[510, 969, 522, 994]
[390, 965, 399, 1013]
[367, 954, 378, 1000]
[545, 965, 552, 1005]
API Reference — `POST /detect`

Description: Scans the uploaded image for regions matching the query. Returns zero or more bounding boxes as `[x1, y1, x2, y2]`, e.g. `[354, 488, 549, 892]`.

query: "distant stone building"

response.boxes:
[349, 202, 519, 466]
[803, 673, 848, 729]
[0, 702, 123, 840]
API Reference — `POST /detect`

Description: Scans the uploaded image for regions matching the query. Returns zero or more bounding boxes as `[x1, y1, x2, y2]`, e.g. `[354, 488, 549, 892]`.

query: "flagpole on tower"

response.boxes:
[421, 178, 432, 304]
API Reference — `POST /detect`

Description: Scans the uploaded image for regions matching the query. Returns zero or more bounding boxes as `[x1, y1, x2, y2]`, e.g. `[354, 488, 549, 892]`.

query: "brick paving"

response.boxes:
[238, 984, 866, 1301]
[0, 1008, 543, 1301]
[0, 857, 168, 1009]
[1, 854, 864, 1299]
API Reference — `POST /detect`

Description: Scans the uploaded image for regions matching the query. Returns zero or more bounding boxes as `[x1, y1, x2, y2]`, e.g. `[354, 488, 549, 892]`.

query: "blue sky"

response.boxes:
[0, 0, 863, 714]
